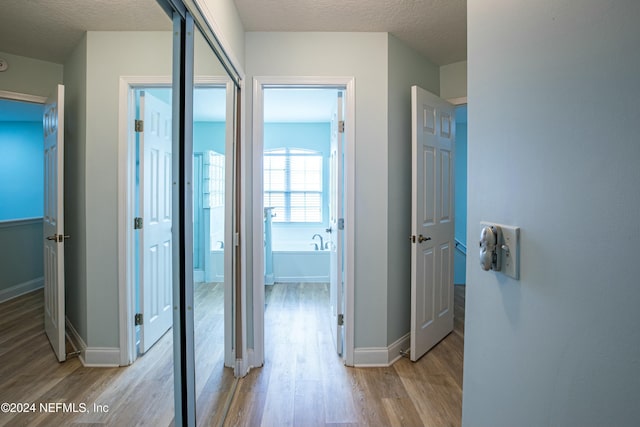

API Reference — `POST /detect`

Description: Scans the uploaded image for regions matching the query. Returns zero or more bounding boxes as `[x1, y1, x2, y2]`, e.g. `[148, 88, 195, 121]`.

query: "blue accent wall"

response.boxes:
[194, 121, 226, 153]
[0, 121, 44, 221]
[264, 122, 330, 153]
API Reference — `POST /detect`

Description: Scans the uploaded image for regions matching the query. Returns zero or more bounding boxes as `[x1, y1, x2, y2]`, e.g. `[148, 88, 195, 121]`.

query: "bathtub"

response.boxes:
[267, 241, 329, 284]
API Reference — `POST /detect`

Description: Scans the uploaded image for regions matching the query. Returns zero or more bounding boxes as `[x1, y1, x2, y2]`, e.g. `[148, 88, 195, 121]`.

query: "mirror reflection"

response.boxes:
[0, 1, 235, 425]
[192, 27, 236, 424]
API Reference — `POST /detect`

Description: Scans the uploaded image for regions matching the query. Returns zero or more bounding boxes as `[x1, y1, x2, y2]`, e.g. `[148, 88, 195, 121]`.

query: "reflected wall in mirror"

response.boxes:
[192, 26, 236, 425]
[0, 1, 236, 425]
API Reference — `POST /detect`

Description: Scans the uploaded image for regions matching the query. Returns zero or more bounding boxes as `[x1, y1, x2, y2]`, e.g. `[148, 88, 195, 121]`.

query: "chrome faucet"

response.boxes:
[312, 234, 324, 251]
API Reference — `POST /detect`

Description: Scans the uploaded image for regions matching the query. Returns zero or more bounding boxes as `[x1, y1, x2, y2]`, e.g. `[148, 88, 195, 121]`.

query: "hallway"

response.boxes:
[224, 283, 465, 426]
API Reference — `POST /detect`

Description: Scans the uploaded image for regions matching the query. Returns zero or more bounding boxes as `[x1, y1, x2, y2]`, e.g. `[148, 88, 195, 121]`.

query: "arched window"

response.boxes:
[264, 148, 322, 222]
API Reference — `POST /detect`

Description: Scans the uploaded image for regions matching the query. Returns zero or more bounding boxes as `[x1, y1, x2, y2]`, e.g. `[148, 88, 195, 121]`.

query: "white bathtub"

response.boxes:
[270, 249, 329, 283]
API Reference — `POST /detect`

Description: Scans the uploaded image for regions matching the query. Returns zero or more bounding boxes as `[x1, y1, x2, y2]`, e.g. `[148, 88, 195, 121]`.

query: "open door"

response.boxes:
[139, 90, 173, 353]
[410, 85, 455, 361]
[43, 84, 66, 362]
[328, 92, 344, 356]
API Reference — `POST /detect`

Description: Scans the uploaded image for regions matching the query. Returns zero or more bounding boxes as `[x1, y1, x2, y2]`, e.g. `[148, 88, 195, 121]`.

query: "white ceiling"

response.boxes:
[0, 0, 171, 64]
[233, 0, 467, 66]
[0, 0, 466, 67]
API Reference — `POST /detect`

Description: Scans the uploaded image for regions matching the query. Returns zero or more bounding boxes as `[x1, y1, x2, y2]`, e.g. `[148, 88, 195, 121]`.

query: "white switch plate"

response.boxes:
[498, 223, 520, 280]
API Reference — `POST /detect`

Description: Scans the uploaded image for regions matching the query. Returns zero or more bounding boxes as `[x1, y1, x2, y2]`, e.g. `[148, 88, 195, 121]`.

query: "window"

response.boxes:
[208, 151, 225, 208]
[264, 148, 322, 222]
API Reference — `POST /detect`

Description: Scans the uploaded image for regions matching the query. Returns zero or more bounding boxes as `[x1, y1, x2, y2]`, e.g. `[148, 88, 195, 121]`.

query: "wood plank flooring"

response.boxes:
[0, 284, 465, 426]
[0, 282, 233, 427]
[224, 283, 465, 427]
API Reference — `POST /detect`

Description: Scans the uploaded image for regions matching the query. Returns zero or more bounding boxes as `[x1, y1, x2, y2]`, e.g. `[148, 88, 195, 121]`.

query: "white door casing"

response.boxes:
[329, 92, 344, 356]
[410, 85, 455, 362]
[139, 90, 173, 353]
[43, 84, 66, 362]
[251, 76, 356, 370]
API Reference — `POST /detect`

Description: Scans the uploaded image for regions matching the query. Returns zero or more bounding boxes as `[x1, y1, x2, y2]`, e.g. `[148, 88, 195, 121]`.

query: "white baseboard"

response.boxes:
[0, 277, 44, 303]
[353, 333, 410, 367]
[272, 276, 329, 283]
[66, 317, 121, 367]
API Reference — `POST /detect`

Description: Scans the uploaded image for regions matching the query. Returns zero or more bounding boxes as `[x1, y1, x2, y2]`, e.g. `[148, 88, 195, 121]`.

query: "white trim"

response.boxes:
[0, 278, 44, 303]
[0, 90, 47, 104]
[271, 276, 329, 283]
[65, 317, 121, 367]
[447, 96, 468, 106]
[82, 348, 122, 367]
[222, 78, 236, 368]
[193, 0, 245, 82]
[0, 217, 43, 228]
[251, 76, 356, 368]
[352, 333, 411, 367]
[117, 75, 236, 367]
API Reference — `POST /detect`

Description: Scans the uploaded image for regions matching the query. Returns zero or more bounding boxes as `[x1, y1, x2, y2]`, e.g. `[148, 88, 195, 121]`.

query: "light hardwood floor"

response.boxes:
[0, 282, 233, 427]
[0, 283, 464, 426]
[224, 283, 465, 427]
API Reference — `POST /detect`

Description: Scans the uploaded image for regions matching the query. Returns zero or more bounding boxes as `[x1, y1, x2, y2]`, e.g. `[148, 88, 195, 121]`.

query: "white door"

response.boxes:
[328, 92, 344, 355]
[43, 84, 66, 362]
[410, 85, 455, 361]
[139, 91, 173, 353]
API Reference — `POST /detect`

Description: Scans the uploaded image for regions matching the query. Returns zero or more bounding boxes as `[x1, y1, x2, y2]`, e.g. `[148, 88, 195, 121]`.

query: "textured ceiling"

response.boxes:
[0, 0, 466, 66]
[233, 0, 467, 65]
[0, 0, 171, 63]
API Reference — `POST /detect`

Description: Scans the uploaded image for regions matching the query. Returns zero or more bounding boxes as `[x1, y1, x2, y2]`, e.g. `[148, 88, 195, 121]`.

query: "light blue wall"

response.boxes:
[0, 51, 63, 97]
[63, 33, 89, 344]
[0, 122, 44, 220]
[264, 122, 330, 153]
[84, 31, 174, 349]
[0, 219, 43, 296]
[194, 121, 226, 153]
[464, 1, 640, 425]
[454, 118, 467, 285]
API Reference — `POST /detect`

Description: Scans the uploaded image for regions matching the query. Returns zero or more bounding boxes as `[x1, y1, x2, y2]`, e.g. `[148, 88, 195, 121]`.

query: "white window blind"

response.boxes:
[264, 148, 322, 222]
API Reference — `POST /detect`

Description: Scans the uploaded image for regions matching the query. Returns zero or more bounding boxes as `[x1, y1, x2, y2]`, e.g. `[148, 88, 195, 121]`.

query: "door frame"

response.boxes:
[117, 75, 236, 366]
[250, 76, 356, 367]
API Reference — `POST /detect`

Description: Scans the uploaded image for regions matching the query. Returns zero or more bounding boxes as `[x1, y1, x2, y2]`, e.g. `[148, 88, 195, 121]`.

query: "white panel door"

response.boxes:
[139, 91, 173, 354]
[43, 84, 66, 362]
[329, 92, 344, 355]
[410, 86, 455, 361]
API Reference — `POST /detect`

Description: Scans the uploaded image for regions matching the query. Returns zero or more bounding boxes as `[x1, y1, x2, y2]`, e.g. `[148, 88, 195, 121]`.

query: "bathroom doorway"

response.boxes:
[252, 78, 356, 369]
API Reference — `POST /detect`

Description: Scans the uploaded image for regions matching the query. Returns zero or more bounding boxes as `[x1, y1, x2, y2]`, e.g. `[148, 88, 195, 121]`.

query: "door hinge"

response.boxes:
[338, 218, 344, 230]
[338, 120, 345, 133]
[135, 119, 144, 132]
[134, 217, 143, 229]
[135, 313, 143, 326]
[338, 314, 344, 326]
